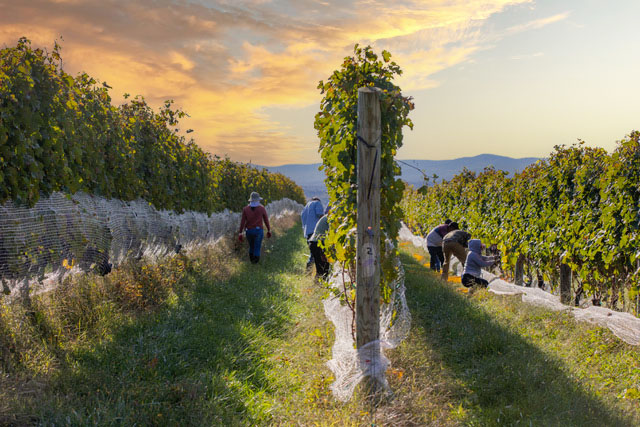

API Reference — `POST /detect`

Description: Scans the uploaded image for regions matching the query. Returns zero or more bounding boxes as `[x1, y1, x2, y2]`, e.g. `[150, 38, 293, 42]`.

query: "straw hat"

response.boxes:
[248, 192, 263, 202]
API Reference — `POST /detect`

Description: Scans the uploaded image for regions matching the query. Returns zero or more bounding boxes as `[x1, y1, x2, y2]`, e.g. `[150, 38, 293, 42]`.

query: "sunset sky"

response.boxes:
[2, 0, 639, 166]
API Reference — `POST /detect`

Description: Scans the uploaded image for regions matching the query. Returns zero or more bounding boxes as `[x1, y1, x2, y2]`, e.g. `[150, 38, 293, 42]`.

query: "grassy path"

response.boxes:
[385, 249, 640, 425]
[2, 223, 639, 425]
[3, 221, 369, 425]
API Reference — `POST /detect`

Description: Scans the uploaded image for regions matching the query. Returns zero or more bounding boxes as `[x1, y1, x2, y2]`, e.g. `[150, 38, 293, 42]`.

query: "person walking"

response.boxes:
[441, 222, 471, 281]
[461, 239, 497, 287]
[308, 206, 331, 280]
[301, 197, 324, 269]
[238, 192, 271, 264]
[425, 219, 452, 272]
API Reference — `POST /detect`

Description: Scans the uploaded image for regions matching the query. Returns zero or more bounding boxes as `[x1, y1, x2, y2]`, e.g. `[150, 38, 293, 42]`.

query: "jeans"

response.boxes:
[427, 246, 444, 272]
[245, 228, 264, 260]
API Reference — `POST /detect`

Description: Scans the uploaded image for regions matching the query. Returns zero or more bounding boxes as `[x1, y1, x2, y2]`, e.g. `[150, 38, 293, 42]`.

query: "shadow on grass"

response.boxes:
[38, 225, 307, 425]
[400, 252, 632, 426]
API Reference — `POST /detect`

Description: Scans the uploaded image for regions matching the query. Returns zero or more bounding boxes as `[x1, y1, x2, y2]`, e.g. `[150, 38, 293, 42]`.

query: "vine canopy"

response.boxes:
[314, 44, 413, 296]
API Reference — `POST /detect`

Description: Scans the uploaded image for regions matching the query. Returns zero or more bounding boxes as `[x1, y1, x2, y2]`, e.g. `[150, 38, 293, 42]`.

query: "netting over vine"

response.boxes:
[324, 256, 411, 401]
[0, 192, 302, 297]
[485, 272, 640, 346]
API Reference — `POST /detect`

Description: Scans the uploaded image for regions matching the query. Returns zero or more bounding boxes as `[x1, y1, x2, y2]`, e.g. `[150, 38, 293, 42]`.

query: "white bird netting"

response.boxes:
[323, 253, 411, 402]
[399, 222, 640, 346]
[485, 274, 640, 346]
[0, 192, 302, 298]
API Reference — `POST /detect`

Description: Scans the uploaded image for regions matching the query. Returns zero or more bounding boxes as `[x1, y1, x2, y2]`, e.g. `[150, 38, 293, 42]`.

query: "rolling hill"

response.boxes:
[259, 154, 539, 202]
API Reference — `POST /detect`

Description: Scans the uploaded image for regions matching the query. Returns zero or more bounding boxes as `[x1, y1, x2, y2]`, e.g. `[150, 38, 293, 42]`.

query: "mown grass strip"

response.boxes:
[3, 227, 639, 425]
[1, 220, 375, 425]
[384, 246, 640, 426]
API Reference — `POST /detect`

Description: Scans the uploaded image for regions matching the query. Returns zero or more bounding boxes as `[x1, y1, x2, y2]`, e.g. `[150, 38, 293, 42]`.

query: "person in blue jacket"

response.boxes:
[461, 239, 498, 287]
[301, 197, 324, 268]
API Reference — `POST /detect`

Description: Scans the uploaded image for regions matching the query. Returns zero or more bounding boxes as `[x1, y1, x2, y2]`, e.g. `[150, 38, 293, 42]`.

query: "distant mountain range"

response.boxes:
[259, 154, 539, 203]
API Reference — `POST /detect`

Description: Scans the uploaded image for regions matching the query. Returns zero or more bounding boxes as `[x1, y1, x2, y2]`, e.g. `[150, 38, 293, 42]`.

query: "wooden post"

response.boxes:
[356, 87, 381, 351]
[515, 254, 524, 286]
[560, 263, 571, 305]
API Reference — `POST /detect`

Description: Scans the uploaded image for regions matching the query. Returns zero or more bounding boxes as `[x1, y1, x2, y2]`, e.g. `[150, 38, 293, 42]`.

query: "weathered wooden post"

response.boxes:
[560, 263, 572, 305]
[356, 87, 381, 355]
[515, 254, 524, 286]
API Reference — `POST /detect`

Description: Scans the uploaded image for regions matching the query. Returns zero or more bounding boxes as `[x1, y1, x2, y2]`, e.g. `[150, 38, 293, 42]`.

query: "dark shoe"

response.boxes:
[251, 256, 260, 264]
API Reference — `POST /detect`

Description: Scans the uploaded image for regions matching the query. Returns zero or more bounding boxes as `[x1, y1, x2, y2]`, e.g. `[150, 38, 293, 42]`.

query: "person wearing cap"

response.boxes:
[440, 222, 471, 281]
[425, 219, 452, 272]
[461, 239, 497, 287]
[301, 197, 324, 269]
[238, 192, 272, 264]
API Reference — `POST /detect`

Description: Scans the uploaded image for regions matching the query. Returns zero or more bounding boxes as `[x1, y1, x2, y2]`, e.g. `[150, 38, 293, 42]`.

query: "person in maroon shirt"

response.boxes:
[238, 192, 272, 263]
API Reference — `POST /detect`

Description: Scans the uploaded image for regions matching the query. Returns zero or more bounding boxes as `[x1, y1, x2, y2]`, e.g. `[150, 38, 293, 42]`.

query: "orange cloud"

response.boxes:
[1, 0, 539, 165]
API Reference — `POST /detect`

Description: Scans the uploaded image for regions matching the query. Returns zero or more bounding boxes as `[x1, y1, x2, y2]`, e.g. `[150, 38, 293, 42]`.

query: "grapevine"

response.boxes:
[0, 38, 305, 213]
[401, 133, 640, 314]
[314, 45, 413, 306]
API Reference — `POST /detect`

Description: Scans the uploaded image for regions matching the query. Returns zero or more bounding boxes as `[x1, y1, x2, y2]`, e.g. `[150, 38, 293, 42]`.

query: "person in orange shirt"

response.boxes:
[238, 192, 272, 264]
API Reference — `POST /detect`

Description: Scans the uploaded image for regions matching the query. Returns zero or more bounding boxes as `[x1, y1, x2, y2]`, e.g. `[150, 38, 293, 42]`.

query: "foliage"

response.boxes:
[314, 44, 413, 302]
[401, 133, 640, 313]
[0, 38, 305, 213]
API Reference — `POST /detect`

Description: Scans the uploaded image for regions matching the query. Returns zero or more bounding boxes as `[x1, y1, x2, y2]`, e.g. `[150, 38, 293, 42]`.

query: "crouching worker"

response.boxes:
[461, 239, 497, 287]
[441, 222, 471, 281]
[308, 207, 331, 280]
[238, 192, 271, 264]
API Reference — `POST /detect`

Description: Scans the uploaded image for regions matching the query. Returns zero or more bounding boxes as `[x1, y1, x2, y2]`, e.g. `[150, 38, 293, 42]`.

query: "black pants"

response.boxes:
[309, 241, 330, 279]
[305, 233, 314, 265]
[462, 273, 489, 288]
[427, 246, 444, 272]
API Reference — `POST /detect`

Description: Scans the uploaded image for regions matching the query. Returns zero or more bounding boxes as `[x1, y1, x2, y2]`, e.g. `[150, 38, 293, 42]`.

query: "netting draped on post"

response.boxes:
[323, 257, 411, 402]
[0, 192, 302, 297]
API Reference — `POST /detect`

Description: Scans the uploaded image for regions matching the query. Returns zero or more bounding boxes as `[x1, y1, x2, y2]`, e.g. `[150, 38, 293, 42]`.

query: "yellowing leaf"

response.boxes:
[624, 388, 640, 400]
[386, 367, 404, 379]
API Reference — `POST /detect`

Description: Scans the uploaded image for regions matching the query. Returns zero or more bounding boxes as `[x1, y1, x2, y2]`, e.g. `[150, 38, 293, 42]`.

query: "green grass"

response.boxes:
[0, 221, 373, 425]
[1, 224, 639, 425]
[384, 247, 640, 426]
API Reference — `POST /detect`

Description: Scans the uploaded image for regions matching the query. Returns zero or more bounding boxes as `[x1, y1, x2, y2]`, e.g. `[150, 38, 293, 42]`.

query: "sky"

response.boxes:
[2, 0, 639, 166]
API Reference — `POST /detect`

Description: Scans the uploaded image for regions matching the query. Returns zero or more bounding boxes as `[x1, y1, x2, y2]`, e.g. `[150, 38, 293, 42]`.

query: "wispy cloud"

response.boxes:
[504, 12, 571, 35]
[1, 0, 537, 165]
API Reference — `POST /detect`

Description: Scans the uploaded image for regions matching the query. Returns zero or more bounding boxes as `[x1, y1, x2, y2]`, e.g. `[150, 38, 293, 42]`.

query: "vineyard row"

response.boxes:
[0, 38, 305, 213]
[401, 133, 640, 314]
